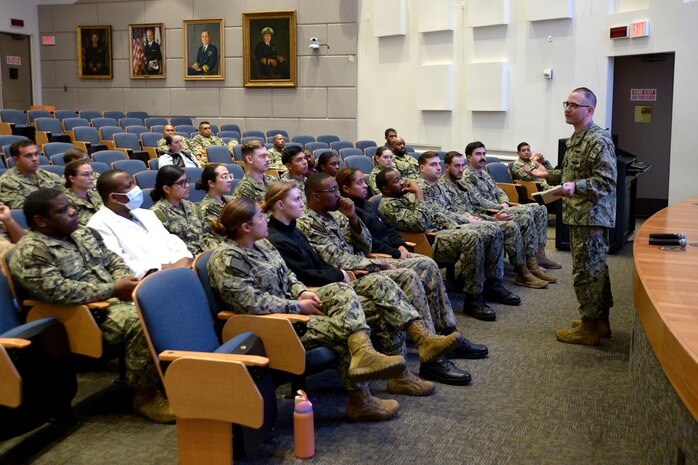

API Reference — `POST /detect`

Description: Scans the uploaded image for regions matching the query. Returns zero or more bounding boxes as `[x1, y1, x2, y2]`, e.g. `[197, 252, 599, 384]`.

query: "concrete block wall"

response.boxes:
[38, 0, 358, 140]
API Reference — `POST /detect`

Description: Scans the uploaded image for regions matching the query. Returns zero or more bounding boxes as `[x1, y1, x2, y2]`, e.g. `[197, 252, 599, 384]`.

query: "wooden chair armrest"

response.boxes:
[368, 253, 392, 259]
[496, 182, 520, 204]
[159, 350, 269, 366]
[217, 310, 236, 320]
[264, 169, 281, 179]
[234, 160, 246, 166]
[115, 148, 131, 157]
[163, 355, 265, 426]
[102, 140, 116, 150]
[35, 131, 50, 148]
[351, 269, 369, 276]
[221, 314, 306, 375]
[404, 241, 416, 247]
[259, 313, 310, 323]
[0, 346, 21, 408]
[25, 302, 106, 358]
[0, 338, 31, 349]
[0, 122, 13, 136]
[398, 231, 434, 258]
[72, 141, 89, 152]
[144, 147, 157, 159]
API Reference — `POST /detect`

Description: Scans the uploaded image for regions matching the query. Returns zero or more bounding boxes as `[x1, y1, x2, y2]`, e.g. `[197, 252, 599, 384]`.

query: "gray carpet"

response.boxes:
[0, 227, 651, 465]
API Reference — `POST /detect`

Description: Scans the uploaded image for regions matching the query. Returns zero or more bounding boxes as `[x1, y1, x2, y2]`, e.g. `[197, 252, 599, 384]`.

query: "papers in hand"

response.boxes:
[532, 185, 563, 205]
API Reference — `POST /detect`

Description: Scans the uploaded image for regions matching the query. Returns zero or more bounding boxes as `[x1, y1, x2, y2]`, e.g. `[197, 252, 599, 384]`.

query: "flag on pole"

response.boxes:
[132, 29, 144, 75]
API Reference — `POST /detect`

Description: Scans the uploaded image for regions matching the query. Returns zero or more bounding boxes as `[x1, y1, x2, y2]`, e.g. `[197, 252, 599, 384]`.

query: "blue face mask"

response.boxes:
[115, 186, 143, 210]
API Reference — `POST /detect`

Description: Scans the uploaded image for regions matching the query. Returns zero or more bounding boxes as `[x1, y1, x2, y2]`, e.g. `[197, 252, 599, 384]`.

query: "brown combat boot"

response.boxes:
[387, 368, 435, 396]
[572, 312, 611, 337]
[133, 389, 176, 424]
[526, 256, 557, 283]
[346, 387, 400, 422]
[537, 246, 562, 269]
[555, 317, 601, 346]
[347, 330, 406, 382]
[406, 320, 461, 363]
[513, 264, 548, 288]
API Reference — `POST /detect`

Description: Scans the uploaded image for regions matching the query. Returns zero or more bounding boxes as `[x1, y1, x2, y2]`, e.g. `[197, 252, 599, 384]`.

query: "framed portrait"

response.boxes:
[129, 23, 166, 79]
[77, 25, 112, 79]
[243, 10, 297, 88]
[183, 18, 224, 81]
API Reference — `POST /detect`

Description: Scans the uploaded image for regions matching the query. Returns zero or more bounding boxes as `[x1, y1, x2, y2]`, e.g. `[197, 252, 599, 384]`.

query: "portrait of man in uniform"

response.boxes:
[183, 18, 224, 80]
[77, 26, 112, 79]
[129, 24, 166, 79]
[243, 11, 297, 88]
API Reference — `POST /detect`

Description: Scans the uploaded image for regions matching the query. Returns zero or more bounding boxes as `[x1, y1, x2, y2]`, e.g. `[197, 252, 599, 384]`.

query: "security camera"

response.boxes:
[309, 37, 320, 49]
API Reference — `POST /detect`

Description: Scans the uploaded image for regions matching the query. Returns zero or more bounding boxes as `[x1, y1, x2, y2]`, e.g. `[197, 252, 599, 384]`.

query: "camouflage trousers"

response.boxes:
[432, 222, 504, 295]
[569, 226, 613, 318]
[378, 255, 457, 333]
[506, 203, 548, 249]
[496, 220, 530, 267]
[101, 299, 159, 391]
[300, 281, 417, 390]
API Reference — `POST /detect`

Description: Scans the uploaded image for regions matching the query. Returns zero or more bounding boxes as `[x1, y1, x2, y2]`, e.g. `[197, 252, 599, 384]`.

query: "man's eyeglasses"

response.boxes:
[316, 186, 339, 194]
[562, 101, 592, 110]
[173, 178, 191, 187]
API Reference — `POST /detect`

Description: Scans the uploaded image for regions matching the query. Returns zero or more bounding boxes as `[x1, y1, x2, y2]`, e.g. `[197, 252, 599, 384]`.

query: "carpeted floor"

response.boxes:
[0, 227, 651, 465]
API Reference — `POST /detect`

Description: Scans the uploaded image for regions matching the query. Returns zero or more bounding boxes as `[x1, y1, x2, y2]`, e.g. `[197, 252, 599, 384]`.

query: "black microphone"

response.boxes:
[649, 238, 688, 247]
[649, 233, 686, 240]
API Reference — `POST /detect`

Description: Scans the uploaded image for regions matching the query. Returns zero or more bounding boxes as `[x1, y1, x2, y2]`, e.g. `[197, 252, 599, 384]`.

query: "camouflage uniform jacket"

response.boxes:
[437, 176, 492, 220]
[415, 178, 472, 226]
[548, 122, 617, 227]
[267, 148, 286, 171]
[378, 194, 449, 232]
[296, 208, 384, 272]
[0, 168, 63, 209]
[280, 172, 306, 198]
[198, 193, 231, 228]
[65, 188, 103, 227]
[392, 154, 420, 181]
[208, 238, 307, 315]
[367, 167, 381, 196]
[462, 165, 509, 210]
[9, 228, 131, 305]
[157, 137, 192, 155]
[151, 198, 218, 256]
[510, 159, 557, 190]
[188, 135, 238, 157]
[232, 173, 278, 202]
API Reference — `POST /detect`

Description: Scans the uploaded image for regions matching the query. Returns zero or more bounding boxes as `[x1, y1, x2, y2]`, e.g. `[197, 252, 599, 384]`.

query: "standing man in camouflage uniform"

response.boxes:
[550, 87, 616, 346]
[267, 133, 287, 171]
[10, 188, 174, 423]
[280, 146, 307, 197]
[0, 140, 63, 209]
[390, 137, 420, 181]
[377, 168, 520, 321]
[438, 151, 551, 288]
[510, 142, 560, 190]
[188, 121, 238, 163]
[232, 140, 278, 202]
[463, 141, 562, 272]
[298, 174, 472, 385]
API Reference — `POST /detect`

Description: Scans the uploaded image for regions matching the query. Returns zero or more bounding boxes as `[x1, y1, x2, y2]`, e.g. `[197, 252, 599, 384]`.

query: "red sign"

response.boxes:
[630, 89, 656, 101]
[5, 55, 21, 66]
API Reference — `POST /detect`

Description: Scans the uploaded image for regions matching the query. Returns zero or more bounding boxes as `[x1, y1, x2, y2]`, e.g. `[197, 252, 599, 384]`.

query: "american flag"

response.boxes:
[132, 29, 144, 75]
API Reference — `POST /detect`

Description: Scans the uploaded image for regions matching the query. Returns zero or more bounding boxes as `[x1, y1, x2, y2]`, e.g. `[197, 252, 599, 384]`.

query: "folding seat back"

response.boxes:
[103, 111, 125, 121]
[344, 155, 374, 174]
[306, 141, 329, 152]
[126, 111, 149, 121]
[331, 140, 354, 151]
[119, 117, 143, 128]
[171, 117, 193, 126]
[78, 110, 101, 121]
[355, 140, 377, 151]
[291, 135, 315, 145]
[112, 159, 148, 177]
[317, 135, 340, 144]
[206, 146, 233, 164]
[91, 117, 119, 129]
[145, 117, 168, 128]
[0, 110, 27, 127]
[54, 110, 77, 121]
[27, 110, 52, 122]
[220, 123, 241, 133]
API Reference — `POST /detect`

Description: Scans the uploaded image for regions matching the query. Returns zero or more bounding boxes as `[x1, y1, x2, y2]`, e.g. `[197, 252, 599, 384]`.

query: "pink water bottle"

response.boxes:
[293, 389, 315, 458]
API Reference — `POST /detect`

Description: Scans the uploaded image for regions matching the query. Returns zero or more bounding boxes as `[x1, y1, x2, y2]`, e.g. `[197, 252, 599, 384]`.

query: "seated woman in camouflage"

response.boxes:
[367, 146, 394, 196]
[208, 197, 417, 422]
[64, 160, 103, 226]
[150, 165, 218, 256]
[196, 163, 233, 228]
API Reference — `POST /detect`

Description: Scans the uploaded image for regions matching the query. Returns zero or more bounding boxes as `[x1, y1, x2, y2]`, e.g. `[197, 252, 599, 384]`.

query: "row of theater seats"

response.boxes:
[0, 242, 329, 461]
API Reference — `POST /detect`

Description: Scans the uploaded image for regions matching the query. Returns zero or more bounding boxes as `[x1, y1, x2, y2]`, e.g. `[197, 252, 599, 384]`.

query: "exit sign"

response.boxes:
[631, 20, 650, 38]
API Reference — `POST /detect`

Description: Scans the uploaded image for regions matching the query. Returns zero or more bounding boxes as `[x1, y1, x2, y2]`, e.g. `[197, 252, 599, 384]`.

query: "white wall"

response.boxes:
[357, 0, 698, 204]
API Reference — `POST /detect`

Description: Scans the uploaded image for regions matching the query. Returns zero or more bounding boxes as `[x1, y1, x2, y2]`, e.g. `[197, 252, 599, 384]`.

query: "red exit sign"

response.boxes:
[610, 26, 628, 39]
[631, 89, 657, 102]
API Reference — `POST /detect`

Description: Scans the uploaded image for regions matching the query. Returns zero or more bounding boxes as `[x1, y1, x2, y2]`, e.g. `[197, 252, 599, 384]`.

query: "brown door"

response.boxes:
[612, 53, 674, 217]
[0, 32, 32, 109]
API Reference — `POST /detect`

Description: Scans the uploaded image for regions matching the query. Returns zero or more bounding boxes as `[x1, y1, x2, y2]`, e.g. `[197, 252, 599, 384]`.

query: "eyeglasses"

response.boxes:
[562, 101, 592, 110]
[247, 213, 269, 224]
[173, 178, 191, 187]
[218, 173, 231, 180]
[316, 186, 339, 194]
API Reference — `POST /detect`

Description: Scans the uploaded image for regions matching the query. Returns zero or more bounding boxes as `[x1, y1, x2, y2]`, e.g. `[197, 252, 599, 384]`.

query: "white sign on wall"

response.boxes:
[6, 55, 21, 66]
[630, 89, 657, 101]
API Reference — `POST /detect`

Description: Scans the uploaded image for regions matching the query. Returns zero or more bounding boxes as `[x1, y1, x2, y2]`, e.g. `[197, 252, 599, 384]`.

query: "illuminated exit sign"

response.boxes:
[630, 20, 650, 38]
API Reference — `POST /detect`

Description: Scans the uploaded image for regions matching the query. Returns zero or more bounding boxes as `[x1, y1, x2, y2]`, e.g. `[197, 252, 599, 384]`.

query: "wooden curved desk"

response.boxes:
[633, 195, 698, 421]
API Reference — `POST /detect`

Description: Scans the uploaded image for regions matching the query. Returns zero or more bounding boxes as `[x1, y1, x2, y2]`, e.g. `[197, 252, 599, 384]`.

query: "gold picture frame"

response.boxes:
[183, 18, 224, 81]
[77, 25, 112, 79]
[243, 10, 297, 88]
[129, 23, 166, 79]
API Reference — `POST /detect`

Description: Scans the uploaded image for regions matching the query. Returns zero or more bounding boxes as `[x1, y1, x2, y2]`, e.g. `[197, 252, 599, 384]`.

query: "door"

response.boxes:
[612, 53, 674, 217]
[0, 32, 32, 109]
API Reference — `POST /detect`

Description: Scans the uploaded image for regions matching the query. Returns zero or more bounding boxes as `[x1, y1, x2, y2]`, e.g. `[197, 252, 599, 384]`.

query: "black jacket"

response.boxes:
[266, 216, 344, 286]
[352, 196, 407, 258]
